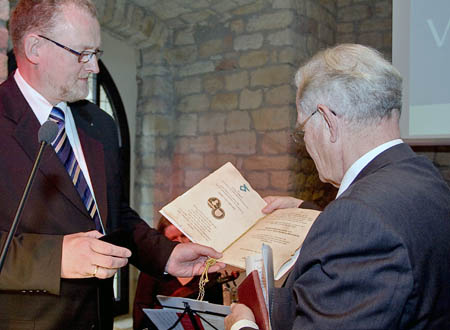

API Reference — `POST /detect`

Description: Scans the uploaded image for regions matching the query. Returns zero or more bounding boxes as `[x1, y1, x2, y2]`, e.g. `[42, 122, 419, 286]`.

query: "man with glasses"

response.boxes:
[226, 44, 450, 329]
[0, 0, 224, 329]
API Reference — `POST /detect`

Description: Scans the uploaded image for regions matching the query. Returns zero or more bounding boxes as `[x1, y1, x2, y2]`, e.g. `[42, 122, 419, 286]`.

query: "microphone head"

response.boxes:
[38, 120, 59, 144]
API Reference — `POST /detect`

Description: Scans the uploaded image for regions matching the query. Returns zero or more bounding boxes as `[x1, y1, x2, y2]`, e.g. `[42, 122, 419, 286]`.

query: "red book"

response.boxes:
[237, 270, 270, 330]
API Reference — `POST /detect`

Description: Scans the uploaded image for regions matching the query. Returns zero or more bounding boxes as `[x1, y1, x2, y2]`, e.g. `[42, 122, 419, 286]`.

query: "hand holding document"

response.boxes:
[160, 162, 321, 280]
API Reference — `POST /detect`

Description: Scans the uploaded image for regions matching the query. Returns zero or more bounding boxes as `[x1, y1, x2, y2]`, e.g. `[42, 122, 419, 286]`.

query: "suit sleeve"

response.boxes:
[0, 233, 62, 294]
[283, 198, 414, 330]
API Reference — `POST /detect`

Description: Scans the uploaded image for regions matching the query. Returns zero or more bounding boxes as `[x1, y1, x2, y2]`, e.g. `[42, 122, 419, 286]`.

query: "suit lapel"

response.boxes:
[76, 125, 108, 227]
[6, 76, 93, 221]
[71, 103, 108, 227]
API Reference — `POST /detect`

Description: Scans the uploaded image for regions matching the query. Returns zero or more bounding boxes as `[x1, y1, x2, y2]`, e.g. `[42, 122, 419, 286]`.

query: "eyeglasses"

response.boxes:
[291, 109, 318, 144]
[38, 35, 103, 63]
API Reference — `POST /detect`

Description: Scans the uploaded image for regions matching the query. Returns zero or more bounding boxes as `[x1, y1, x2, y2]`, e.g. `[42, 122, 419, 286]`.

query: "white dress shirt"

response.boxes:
[336, 139, 403, 198]
[14, 69, 104, 230]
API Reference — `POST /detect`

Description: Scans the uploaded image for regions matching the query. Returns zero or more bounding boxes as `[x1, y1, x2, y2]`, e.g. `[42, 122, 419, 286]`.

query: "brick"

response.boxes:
[278, 48, 297, 65]
[139, 65, 171, 77]
[251, 106, 293, 130]
[243, 155, 296, 170]
[204, 154, 238, 169]
[200, 39, 224, 57]
[358, 32, 383, 50]
[239, 50, 269, 68]
[211, 93, 238, 111]
[375, 0, 392, 18]
[198, 113, 226, 134]
[134, 184, 154, 206]
[230, 19, 245, 34]
[175, 113, 197, 136]
[179, 61, 215, 77]
[226, 111, 251, 131]
[232, 0, 267, 16]
[265, 85, 295, 105]
[174, 29, 195, 45]
[142, 114, 173, 135]
[136, 152, 157, 169]
[267, 29, 295, 46]
[247, 171, 270, 189]
[215, 59, 239, 71]
[166, 46, 198, 65]
[175, 77, 202, 96]
[270, 170, 292, 189]
[234, 34, 264, 51]
[247, 11, 294, 32]
[170, 168, 185, 187]
[141, 78, 173, 100]
[307, 1, 335, 28]
[217, 132, 257, 154]
[0, 28, 8, 50]
[260, 130, 292, 155]
[177, 94, 210, 113]
[273, 0, 294, 9]
[251, 65, 293, 87]
[173, 154, 204, 169]
[240, 89, 263, 109]
[360, 18, 392, 32]
[338, 5, 371, 22]
[135, 135, 156, 155]
[135, 168, 155, 185]
[225, 71, 249, 91]
[337, 22, 354, 34]
[184, 169, 211, 187]
[142, 47, 165, 65]
[175, 136, 216, 153]
[203, 74, 225, 93]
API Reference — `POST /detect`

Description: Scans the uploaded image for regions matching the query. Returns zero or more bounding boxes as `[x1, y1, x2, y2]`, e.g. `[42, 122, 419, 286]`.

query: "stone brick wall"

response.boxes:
[0, 0, 8, 82]
[133, 0, 341, 221]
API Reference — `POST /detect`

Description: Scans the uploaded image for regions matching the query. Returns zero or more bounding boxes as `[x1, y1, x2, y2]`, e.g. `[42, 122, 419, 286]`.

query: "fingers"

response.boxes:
[61, 232, 131, 279]
[225, 303, 256, 330]
[83, 230, 104, 239]
[90, 239, 132, 258]
[262, 195, 303, 213]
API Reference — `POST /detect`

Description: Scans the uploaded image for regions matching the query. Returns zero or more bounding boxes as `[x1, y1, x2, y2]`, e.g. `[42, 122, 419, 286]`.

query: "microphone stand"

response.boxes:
[167, 301, 219, 330]
[0, 140, 49, 273]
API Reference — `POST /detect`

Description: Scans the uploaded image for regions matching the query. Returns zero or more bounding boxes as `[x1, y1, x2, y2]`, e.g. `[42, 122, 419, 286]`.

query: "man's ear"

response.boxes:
[23, 34, 42, 64]
[318, 104, 338, 143]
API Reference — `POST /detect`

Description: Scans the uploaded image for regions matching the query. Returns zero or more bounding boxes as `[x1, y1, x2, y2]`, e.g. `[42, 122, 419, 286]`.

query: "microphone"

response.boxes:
[0, 121, 58, 273]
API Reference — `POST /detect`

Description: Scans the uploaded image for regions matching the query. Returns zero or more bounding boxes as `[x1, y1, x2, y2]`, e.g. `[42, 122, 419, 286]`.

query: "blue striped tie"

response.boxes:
[49, 107, 104, 233]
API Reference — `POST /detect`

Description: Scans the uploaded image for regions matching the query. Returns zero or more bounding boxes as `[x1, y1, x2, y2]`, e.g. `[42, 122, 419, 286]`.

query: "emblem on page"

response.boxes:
[207, 197, 225, 219]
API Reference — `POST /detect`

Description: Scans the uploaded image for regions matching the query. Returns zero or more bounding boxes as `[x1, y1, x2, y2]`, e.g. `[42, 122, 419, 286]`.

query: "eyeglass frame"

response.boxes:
[38, 35, 103, 63]
[291, 108, 337, 144]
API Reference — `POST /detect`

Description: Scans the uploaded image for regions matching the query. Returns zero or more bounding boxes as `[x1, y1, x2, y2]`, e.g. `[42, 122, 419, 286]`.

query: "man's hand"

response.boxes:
[61, 231, 132, 279]
[225, 303, 256, 330]
[262, 195, 303, 214]
[165, 242, 226, 277]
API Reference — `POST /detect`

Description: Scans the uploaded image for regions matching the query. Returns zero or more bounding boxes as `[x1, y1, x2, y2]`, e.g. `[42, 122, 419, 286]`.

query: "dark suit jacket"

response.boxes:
[267, 143, 450, 330]
[0, 75, 177, 330]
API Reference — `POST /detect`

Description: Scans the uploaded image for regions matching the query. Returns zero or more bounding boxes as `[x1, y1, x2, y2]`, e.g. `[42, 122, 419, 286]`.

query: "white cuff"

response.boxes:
[230, 319, 259, 330]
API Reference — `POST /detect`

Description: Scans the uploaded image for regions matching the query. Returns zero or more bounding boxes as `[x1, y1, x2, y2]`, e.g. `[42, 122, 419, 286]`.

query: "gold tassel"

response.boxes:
[197, 257, 217, 301]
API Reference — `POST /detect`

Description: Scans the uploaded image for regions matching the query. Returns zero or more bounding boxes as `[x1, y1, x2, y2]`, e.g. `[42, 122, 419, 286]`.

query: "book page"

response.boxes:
[160, 162, 267, 252]
[221, 208, 320, 276]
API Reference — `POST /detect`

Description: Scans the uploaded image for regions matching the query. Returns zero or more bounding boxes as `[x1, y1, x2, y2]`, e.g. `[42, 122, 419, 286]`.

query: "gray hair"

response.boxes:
[10, 0, 97, 57]
[295, 44, 402, 128]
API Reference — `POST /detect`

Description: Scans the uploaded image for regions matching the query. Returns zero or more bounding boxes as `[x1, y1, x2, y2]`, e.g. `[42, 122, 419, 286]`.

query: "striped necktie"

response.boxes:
[49, 107, 104, 233]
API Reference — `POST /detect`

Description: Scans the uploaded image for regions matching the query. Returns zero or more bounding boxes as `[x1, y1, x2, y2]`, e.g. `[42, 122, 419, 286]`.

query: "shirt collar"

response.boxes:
[14, 69, 68, 124]
[336, 139, 403, 198]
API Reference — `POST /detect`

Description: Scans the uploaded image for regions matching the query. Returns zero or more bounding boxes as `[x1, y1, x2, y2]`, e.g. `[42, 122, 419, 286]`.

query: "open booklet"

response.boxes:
[160, 162, 321, 280]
